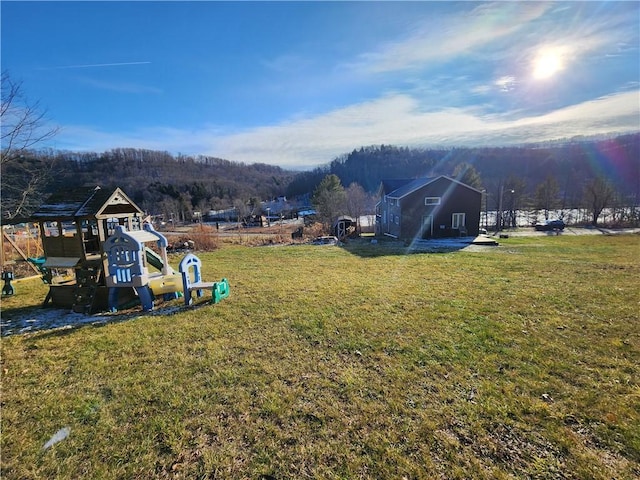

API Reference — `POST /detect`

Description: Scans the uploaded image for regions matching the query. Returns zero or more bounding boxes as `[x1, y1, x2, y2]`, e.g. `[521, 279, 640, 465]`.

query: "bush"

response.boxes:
[180, 224, 219, 251]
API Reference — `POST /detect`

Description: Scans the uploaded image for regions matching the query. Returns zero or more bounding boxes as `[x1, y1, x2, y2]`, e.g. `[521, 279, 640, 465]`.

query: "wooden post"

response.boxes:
[2, 230, 41, 274]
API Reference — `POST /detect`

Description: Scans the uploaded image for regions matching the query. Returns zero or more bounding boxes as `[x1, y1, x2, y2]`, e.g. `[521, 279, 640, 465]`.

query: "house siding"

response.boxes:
[380, 195, 402, 237]
[379, 176, 481, 240]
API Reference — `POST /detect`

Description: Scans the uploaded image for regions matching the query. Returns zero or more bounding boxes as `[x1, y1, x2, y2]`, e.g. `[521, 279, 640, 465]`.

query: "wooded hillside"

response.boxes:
[287, 133, 640, 207]
[2, 148, 295, 221]
[2, 133, 638, 221]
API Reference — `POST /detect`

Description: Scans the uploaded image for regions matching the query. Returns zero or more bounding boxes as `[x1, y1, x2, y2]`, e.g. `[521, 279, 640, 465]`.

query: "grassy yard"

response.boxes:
[1, 235, 639, 479]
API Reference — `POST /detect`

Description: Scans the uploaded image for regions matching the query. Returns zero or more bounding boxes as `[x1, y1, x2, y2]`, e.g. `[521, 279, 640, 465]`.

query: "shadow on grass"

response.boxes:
[338, 236, 484, 258]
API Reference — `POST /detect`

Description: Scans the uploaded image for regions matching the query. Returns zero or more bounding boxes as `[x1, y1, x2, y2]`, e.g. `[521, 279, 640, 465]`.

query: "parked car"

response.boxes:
[535, 219, 565, 231]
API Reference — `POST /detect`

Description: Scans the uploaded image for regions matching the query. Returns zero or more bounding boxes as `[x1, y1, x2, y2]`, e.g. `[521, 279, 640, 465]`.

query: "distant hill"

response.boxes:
[286, 133, 640, 207]
[3, 133, 638, 221]
[1, 148, 295, 221]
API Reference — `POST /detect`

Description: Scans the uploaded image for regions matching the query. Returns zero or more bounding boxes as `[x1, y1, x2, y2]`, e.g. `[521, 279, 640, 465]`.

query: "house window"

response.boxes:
[395, 215, 400, 225]
[452, 213, 466, 229]
[425, 197, 441, 205]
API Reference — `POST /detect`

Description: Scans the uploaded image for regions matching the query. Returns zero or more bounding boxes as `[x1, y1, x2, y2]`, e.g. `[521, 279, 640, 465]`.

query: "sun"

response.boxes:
[532, 48, 564, 80]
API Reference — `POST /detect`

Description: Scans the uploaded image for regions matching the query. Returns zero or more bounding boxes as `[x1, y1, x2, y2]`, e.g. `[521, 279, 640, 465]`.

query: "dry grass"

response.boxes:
[172, 223, 220, 251]
[1, 234, 639, 479]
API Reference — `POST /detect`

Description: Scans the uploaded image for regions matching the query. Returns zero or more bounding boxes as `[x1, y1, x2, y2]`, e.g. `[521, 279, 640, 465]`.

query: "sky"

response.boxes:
[1, 1, 639, 170]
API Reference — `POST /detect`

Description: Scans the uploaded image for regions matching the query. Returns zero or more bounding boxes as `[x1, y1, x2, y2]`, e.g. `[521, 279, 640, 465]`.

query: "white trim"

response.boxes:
[452, 212, 466, 229]
[422, 215, 434, 237]
[425, 196, 441, 205]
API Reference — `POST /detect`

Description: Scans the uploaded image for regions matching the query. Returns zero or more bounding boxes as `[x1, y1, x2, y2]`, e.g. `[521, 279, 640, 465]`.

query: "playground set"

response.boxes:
[3, 186, 228, 313]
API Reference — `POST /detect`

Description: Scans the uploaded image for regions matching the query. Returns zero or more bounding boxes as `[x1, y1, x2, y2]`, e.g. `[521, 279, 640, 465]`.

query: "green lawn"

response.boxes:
[1, 235, 639, 479]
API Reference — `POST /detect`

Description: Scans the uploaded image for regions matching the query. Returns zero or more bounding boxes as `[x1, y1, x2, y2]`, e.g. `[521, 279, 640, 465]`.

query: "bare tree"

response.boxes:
[1, 71, 59, 218]
[1, 71, 59, 164]
[345, 182, 375, 234]
[535, 175, 560, 220]
[584, 176, 616, 227]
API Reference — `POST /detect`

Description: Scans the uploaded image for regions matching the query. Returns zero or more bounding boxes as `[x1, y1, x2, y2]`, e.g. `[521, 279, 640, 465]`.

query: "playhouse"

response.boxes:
[30, 185, 228, 313]
[30, 186, 150, 312]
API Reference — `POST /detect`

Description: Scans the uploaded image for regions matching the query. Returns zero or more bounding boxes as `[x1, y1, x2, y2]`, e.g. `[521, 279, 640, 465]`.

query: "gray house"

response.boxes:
[376, 176, 482, 240]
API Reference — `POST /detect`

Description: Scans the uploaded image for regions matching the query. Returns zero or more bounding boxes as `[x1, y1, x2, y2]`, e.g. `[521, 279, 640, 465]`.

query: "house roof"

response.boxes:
[383, 175, 482, 199]
[31, 186, 143, 220]
[379, 178, 415, 195]
[387, 177, 437, 199]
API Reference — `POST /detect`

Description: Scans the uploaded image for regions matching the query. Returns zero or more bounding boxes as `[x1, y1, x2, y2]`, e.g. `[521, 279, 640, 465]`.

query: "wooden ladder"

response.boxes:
[73, 264, 102, 314]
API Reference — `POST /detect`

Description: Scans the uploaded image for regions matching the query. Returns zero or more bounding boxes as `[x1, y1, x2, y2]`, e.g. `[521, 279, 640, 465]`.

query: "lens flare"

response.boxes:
[533, 48, 564, 80]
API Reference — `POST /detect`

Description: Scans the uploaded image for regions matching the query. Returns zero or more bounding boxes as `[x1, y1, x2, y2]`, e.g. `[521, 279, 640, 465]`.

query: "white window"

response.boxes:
[452, 213, 466, 229]
[425, 197, 441, 205]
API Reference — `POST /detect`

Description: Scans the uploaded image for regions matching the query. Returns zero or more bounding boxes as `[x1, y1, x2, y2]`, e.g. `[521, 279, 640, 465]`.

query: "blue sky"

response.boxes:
[2, 1, 639, 169]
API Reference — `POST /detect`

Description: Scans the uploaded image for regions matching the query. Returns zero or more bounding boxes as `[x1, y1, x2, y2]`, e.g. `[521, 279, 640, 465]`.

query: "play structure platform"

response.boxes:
[104, 225, 229, 311]
[179, 253, 229, 306]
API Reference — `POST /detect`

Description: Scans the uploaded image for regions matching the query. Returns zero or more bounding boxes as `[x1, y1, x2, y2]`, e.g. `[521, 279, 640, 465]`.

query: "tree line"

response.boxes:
[2, 137, 638, 229]
[287, 135, 639, 201]
[1, 148, 295, 222]
[288, 135, 640, 227]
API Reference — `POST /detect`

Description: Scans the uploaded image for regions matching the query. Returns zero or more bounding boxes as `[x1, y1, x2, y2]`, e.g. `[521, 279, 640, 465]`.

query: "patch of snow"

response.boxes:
[1, 309, 100, 337]
[1, 304, 186, 337]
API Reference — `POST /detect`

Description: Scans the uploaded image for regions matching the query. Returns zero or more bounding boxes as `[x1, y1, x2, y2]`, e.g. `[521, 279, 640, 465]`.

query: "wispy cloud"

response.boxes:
[41, 61, 159, 94]
[44, 61, 152, 70]
[351, 2, 550, 74]
[75, 77, 162, 95]
[262, 54, 314, 74]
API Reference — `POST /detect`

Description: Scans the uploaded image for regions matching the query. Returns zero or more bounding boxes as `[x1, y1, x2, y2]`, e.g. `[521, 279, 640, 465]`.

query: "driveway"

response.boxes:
[491, 227, 640, 237]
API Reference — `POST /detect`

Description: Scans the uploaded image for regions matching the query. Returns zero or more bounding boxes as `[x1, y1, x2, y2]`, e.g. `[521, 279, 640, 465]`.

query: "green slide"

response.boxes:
[145, 247, 175, 274]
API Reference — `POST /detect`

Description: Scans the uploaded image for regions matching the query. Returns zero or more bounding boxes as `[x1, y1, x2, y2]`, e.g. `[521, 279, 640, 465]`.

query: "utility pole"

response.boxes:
[482, 190, 488, 230]
[497, 185, 514, 231]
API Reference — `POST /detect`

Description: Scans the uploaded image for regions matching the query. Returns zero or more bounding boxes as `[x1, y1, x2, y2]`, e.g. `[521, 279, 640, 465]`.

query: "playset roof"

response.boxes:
[31, 186, 143, 221]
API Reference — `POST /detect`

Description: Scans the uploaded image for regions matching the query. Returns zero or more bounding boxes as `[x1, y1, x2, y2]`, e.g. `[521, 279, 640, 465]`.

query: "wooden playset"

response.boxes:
[24, 185, 228, 313]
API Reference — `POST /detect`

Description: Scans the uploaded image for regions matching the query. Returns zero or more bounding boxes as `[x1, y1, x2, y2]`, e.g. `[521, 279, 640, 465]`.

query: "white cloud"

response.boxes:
[54, 90, 639, 169]
[514, 91, 640, 131]
[494, 76, 517, 92]
[213, 91, 638, 165]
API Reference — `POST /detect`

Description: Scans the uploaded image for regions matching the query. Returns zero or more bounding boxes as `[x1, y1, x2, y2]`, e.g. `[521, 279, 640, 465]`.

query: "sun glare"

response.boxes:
[533, 48, 564, 80]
